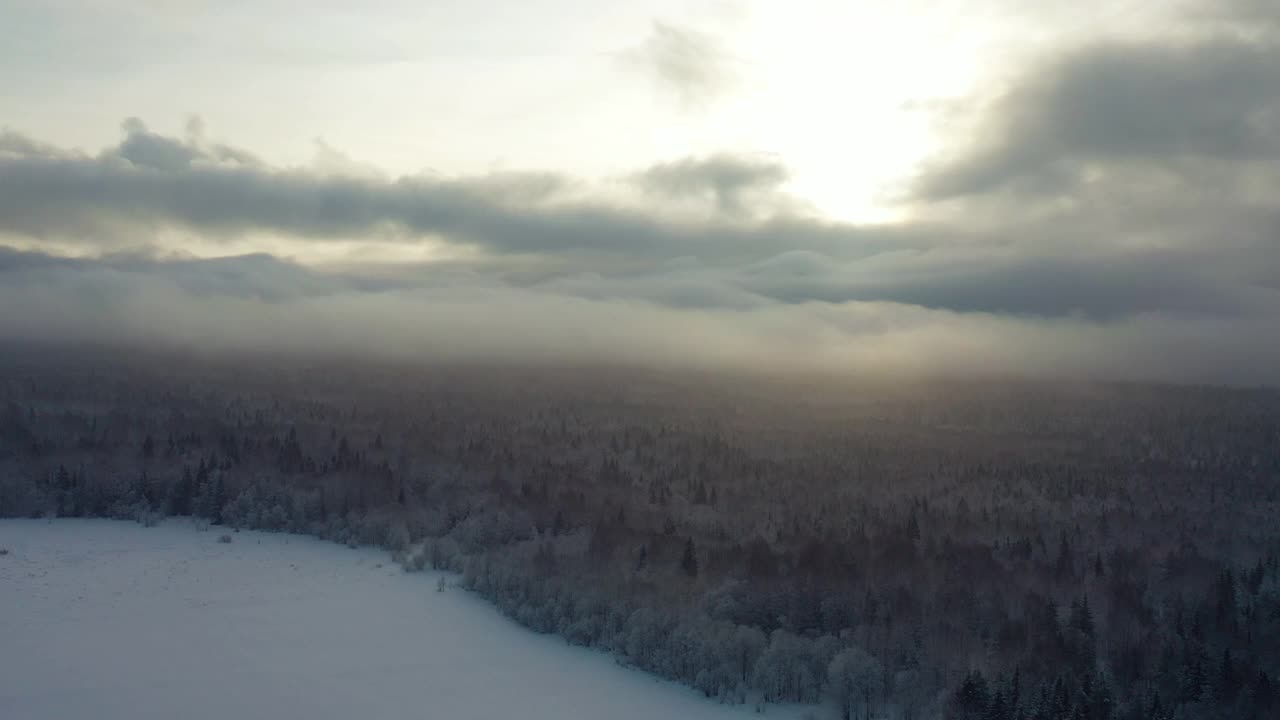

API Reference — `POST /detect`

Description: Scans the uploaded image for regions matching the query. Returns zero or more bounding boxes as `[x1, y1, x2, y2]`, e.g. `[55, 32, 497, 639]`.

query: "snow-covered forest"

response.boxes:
[1, 345, 1278, 719]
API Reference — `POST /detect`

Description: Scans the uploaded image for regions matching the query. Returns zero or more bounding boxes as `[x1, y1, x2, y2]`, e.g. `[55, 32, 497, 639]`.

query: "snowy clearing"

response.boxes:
[0, 519, 812, 720]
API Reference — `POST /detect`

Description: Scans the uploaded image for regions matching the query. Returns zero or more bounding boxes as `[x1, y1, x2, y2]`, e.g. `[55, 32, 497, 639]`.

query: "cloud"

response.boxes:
[918, 42, 1280, 201]
[5, 242, 1280, 384]
[625, 21, 738, 108]
[11, 11, 1280, 393]
[0, 245, 389, 302]
[912, 5, 1280, 208]
[887, 0, 1280, 338]
[0, 121, 924, 264]
[1191, 0, 1280, 35]
[633, 154, 791, 218]
[735, 247, 1269, 320]
[114, 117, 203, 172]
[0, 119, 1274, 325]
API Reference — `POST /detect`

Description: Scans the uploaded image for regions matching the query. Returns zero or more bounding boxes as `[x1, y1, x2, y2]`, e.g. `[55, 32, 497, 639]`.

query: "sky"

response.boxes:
[2, 0, 1280, 383]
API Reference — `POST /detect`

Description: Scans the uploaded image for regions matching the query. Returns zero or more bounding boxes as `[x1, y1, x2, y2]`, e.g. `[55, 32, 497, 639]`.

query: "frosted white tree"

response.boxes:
[827, 646, 881, 720]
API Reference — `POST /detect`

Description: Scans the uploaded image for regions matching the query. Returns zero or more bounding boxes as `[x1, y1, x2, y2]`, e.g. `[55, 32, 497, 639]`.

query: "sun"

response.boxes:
[697, 0, 998, 224]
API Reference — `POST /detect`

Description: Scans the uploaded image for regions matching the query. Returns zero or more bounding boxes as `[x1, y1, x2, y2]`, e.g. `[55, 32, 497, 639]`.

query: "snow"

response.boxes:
[0, 519, 813, 720]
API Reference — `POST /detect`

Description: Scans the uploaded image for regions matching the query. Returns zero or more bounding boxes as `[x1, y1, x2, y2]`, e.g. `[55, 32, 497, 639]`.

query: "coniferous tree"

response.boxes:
[681, 538, 698, 577]
[1218, 648, 1239, 702]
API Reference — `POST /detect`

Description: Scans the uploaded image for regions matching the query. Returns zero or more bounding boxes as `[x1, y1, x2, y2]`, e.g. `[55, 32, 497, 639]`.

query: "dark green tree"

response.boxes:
[680, 537, 698, 577]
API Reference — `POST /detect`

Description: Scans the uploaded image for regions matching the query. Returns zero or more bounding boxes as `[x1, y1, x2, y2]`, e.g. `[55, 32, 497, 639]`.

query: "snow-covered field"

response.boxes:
[0, 519, 811, 720]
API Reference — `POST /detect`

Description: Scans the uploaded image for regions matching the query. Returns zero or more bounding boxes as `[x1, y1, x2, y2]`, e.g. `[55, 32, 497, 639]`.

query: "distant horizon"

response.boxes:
[6, 337, 1280, 394]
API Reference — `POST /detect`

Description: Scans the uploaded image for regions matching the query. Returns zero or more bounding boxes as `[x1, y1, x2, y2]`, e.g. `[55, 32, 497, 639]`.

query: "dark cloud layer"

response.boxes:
[5, 243, 1280, 384]
[1, 121, 1267, 321]
[635, 154, 790, 217]
[0, 120, 926, 263]
[916, 39, 1280, 202]
[5, 0, 1280, 383]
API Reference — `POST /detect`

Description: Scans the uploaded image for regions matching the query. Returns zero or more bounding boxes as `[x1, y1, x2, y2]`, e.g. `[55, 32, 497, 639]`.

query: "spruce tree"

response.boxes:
[680, 538, 698, 577]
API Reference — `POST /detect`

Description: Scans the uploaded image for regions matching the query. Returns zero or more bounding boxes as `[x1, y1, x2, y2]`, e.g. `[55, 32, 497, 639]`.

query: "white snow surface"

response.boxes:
[0, 519, 811, 720]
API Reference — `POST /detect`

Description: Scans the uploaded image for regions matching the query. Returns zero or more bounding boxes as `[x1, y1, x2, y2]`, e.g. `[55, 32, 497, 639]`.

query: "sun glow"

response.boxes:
[698, 1, 1003, 223]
